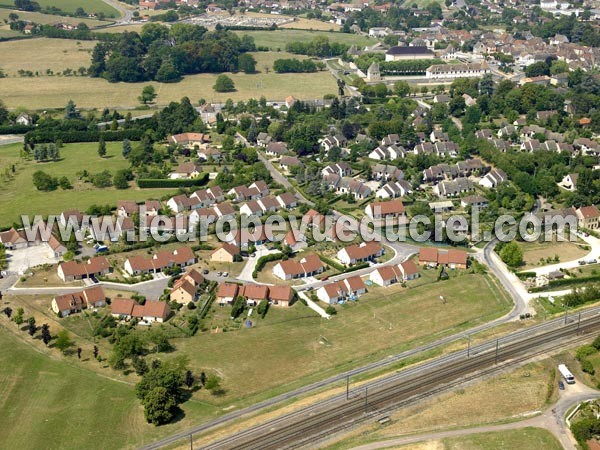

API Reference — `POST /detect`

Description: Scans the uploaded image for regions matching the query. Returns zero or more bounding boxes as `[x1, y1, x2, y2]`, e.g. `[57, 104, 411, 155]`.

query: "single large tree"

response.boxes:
[98, 137, 106, 158]
[139, 85, 157, 105]
[213, 74, 235, 93]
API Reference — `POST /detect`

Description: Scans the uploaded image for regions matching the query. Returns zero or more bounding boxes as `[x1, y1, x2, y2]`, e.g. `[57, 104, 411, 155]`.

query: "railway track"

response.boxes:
[200, 310, 600, 450]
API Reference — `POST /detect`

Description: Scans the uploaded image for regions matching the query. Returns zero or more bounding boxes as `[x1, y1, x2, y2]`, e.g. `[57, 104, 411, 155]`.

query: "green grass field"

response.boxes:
[233, 29, 375, 51]
[170, 271, 511, 403]
[0, 44, 337, 108]
[0, 0, 120, 17]
[0, 142, 176, 227]
[441, 427, 563, 450]
[0, 9, 110, 27]
[0, 324, 220, 450]
[0, 38, 96, 77]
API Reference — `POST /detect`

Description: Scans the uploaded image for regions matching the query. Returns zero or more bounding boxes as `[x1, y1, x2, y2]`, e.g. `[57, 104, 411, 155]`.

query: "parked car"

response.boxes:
[217, 271, 222, 276]
[578, 260, 587, 265]
[202, 269, 209, 275]
[558, 380, 565, 390]
[223, 272, 229, 277]
[321, 276, 329, 281]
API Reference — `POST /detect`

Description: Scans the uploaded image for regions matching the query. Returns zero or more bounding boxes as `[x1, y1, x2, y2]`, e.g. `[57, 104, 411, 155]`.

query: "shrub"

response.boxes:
[581, 358, 595, 375]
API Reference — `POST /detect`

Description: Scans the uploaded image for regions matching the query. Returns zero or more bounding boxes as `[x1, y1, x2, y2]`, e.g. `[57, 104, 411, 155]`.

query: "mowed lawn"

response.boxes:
[0, 44, 337, 108]
[0, 142, 176, 227]
[174, 272, 511, 403]
[0, 0, 120, 16]
[234, 29, 375, 50]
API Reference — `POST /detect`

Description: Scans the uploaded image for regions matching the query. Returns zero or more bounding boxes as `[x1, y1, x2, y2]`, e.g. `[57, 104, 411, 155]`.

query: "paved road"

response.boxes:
[350, 383, 599, 450]
[234, 131, 313, 205]
[0, 135, 24, 146]
[101, 0, 134, 23]
[6, 276, 170, 300]
[237, 247, 280, 283]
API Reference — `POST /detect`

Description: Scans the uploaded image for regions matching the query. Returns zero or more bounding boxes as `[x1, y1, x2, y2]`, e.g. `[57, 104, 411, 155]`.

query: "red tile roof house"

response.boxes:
[0, 227, 28, 250]
[169, 269, 204, 304]
[272, 254, 324, 281]
[48, 235, 67, 258]
[167, 132, 210, 148]
[111, 299, 171, 323]
[576, 205, 600, 230]
[169, 162, 202, 180]
[57, 256, 112, 282]
[317, 276, 367, 304]
[369, 265, 403, 287]
[51, 286, 106, 317]
[337, 241, 384, 265]
[240, 284, 269, 306]
[217, 282, 240, 305]
[418, 248, 468, 269]
[364, 200, 406, 220]
[268, 285, 294, 307]
[399, 259, 419, 280]
[116, 200, 139, 217]
[124, 247, 197, 276]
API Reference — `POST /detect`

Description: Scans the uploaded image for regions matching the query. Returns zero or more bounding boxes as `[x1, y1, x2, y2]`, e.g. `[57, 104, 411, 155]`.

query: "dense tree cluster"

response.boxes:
[89, 24, 257, 83]
[285, 36, 348, 57]
[273, 58, 320, 73]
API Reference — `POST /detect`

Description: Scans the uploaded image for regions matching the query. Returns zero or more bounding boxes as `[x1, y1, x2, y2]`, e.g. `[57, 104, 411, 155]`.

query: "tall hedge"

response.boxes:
[137, 174, 208, 189]
[24, 129, 143, 145]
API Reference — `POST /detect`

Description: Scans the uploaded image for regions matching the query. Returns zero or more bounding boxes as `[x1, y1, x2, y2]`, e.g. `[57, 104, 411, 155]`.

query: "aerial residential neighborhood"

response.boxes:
[2, 0, 600, 448]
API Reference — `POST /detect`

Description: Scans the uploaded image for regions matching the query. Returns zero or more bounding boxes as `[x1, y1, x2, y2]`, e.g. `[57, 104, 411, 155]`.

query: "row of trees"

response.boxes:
[285, 36, 348, 57]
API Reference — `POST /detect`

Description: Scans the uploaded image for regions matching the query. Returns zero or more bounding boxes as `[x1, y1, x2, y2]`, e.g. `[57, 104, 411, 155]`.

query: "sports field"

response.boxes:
[0, 42, 337, 108]
[0, 142, 176, 227]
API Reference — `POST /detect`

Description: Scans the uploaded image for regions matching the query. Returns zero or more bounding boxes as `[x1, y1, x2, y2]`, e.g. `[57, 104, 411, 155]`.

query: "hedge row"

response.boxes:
[0, 125, 34, 135]
[253, 252, 286, 278]
[515, 271, 537, 280]
[137, 174, 208, 189]
[319, 255, 344, 272]
[24, 129, 144, 144]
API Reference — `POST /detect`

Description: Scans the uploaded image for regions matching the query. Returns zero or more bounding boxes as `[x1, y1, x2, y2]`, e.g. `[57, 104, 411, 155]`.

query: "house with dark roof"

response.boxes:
[385, 46, 434, 61]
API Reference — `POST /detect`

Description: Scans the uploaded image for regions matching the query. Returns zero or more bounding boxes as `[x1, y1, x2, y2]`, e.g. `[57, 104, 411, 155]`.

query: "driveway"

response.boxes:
[6, 244, 60, 274]
[238, 247, 281, 283]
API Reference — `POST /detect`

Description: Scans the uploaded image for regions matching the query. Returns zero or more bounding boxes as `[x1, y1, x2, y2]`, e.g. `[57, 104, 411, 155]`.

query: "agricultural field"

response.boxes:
[0, 38, 95, 77]
[0, 0, 120, 17]
[233, 29, 375, 51]
[0, 44, 337, 109]
[0, 142, 176, 227]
